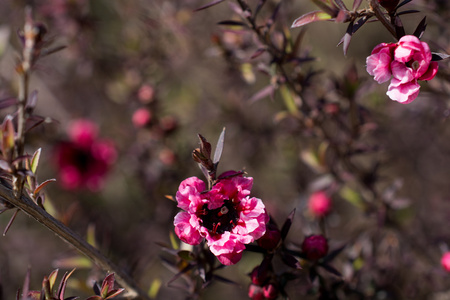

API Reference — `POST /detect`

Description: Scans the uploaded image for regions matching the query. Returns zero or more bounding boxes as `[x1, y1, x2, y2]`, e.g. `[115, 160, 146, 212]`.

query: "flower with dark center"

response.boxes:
[174, 173, 269, 265]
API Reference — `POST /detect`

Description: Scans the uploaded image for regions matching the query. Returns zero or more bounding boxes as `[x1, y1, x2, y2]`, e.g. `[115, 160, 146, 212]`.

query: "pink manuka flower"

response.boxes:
[366, 35, 439, 104]
[173, 173, 269, 265]
[55, 120, 117, 191]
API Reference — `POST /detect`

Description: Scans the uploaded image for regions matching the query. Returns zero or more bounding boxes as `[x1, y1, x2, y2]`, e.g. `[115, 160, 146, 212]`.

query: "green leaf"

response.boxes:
[279, 85, 299, 113]
[148, 279, 161, 299]
[339, 186, 364, 209]
[30, 148, 41, 174]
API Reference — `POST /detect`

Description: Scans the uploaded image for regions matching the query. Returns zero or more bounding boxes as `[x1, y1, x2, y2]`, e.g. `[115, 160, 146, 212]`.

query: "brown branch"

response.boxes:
[0, 183, 150, 300]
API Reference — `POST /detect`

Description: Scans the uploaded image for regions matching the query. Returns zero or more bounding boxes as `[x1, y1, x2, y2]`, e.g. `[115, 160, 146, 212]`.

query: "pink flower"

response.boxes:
[441, 252, 450, 272]
[132, 108, 152, 128]
[302, 235, 329, 260]
[308, 191, 332, 218]
[366, 35, 439, 104]
[54, 120, 117, 191]
[173, 174, 269, 265]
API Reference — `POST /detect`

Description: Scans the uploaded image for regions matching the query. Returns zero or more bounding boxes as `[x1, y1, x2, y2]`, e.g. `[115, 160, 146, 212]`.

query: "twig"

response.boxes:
[0, 183, 151, 300]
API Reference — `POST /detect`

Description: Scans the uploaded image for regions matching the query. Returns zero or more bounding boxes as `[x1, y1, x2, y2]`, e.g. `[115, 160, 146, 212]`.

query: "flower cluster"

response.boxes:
[366, 35, 439, 104]
[54, 119, 117, 191]
[173, 173, 269, 265]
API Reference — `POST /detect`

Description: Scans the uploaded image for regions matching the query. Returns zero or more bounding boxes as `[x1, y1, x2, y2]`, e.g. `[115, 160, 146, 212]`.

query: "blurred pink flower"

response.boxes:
[55, 120, 117, 191]
[173, 174, 269, 265]
[366, 35, 439, 104]
[302, 234, 329, 260]
[132, 108, 152, 128]
[308, 191, 332, 218]
[441, 252, 450, 272]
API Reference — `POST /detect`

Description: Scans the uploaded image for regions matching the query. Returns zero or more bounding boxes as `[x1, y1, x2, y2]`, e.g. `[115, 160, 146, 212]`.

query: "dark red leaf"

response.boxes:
[413, 16, 427, 39]
[281, 209, 296, 240]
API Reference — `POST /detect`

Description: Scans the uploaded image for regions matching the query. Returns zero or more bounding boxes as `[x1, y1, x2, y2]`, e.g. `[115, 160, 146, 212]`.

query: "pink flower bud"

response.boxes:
[132, 108, 152, 128]
[302, 235, 329, 261]
[250, 266, 268, 286]
[308, 191, 332, 218]
[441, 252, 450, 272]
[257, 223, 281, 250]
[248, 284, 265, 300]
[263, 283, 278, 300]
[138, 84, 155, 104]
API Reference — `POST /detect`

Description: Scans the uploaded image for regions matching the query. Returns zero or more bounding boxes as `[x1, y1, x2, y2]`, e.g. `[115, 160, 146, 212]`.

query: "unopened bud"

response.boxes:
[441, 252, 450, 272]
[257, 223, 281, 250]
[302, 235, 329, 261]
[263, 283, 278, 300]
[308, 191, 332, 218]
[248, 284, 265, 300]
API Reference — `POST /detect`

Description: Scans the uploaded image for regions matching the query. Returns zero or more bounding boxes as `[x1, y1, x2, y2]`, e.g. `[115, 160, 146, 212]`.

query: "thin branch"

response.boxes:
[0, 183, 150, 300]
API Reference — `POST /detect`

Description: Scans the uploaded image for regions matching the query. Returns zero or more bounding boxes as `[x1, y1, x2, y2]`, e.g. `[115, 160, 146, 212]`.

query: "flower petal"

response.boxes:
[174, 212, 202, 245]
[386, 79, 420, 104]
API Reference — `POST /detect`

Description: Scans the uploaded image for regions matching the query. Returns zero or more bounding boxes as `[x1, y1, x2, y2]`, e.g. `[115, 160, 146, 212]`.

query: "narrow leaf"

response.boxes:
[193, 0, 225, 12]
[395, 9, 419, 16]
[320, 263, 342, 277]
[0, 97, 18, 110]
[341, 21, 354, 56]
[248, 85, 275, 103]
[105, 288, 125, 299]
[311, 0, 338, 16]
[30, 148, 41, 174]
[57, 268, 76, 300]
[394, 15, 405, 39]
[21, 267, 31, 300]
[217, 20, 248, 27]
[291, 11, 332, 28]
[352, 0, 363, 11]
[3, 209, 19, 236]
[413, 17, 426, 39]
[281, 209, 296, 240]
[431, 52, 450, 61]
[396, 0, 412, 9]
[48, 269, 59, 291]
[33, 179, 56, 196]
[250, 48, 266, 59]
[254, 0, 267, 18]
[213, 127, 226, 164]
[101, 274, 116, 296]
[167, 264, 195, 286]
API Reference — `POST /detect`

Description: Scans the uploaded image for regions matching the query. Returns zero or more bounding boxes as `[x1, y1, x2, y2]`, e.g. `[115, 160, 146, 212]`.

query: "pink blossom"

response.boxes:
[366, 35, 439, 104]
[173, 174, 269, 265]
[441, 252, 450, 272]
[308, 191, 332, 218]
[132, 108, 152, 128]
[54, 120, 117, 191]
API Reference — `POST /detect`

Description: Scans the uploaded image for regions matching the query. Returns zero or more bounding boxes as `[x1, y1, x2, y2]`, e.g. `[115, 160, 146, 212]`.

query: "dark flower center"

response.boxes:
[198, 200, 240, 235]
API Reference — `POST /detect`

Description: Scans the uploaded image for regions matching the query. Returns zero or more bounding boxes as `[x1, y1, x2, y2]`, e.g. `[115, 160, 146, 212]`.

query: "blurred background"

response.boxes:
[0, 0, 449, 299]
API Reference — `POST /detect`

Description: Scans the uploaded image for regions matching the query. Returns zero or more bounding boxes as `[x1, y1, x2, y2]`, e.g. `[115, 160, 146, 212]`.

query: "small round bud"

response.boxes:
[301, 235, 329, 261]
[132, 108, 152, 128]
[249, 266, 268, 286]
[308, 191, 332, 218]
[138, 84, 155, 104]
[248, 284, 265, 300]
[257, 223, 281, 250]
[263, 283, 278, 300]
[441, 252, 450, 272]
